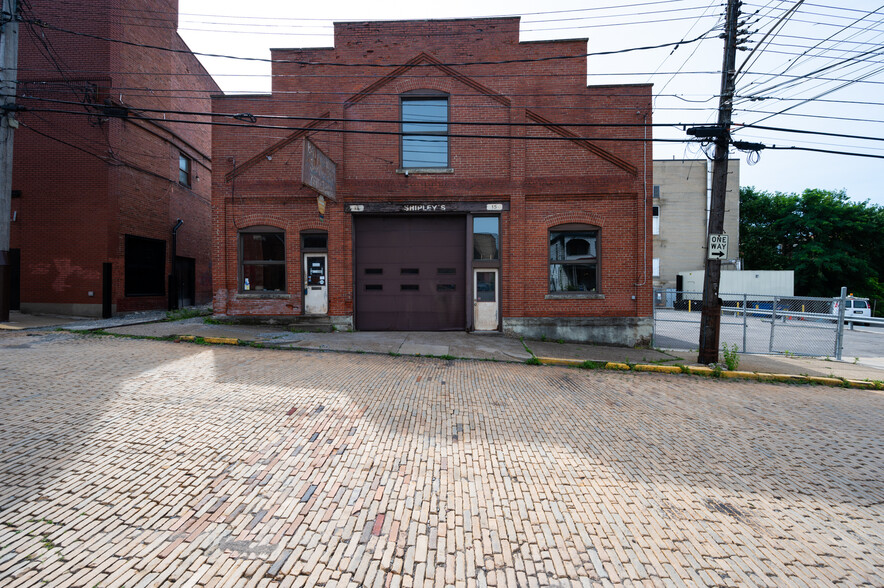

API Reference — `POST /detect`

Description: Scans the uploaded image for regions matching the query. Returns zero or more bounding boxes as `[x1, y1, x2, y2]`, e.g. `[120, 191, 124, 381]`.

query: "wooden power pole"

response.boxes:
[0, 0, 19, 322]
[697, 0, 741, 364]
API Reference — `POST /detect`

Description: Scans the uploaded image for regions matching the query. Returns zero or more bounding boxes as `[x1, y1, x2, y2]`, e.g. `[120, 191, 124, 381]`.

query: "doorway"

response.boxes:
[10, 248, 20, 311]
[304, 253, 328, 315]
[473, 269, 499, 331]
[175, 256, 195, 308]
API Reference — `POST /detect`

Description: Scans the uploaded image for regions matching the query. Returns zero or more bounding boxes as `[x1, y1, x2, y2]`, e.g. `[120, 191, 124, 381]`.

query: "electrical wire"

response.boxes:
[11, 93, 692, 129]
[19, 16, 720, 68]
[18, 106, 697, 144]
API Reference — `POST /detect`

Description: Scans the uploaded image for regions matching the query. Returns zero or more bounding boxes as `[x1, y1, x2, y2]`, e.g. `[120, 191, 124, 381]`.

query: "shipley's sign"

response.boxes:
[348, 202, 509, 213]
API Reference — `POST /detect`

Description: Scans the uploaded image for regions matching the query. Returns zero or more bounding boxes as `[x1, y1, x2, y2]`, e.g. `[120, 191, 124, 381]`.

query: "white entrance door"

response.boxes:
[304, 254, 328, 315]
[473, 269, 498, 331]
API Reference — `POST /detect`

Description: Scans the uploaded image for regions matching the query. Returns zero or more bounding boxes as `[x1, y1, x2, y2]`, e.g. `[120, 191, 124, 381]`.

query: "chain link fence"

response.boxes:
[653, 290, 849, 358]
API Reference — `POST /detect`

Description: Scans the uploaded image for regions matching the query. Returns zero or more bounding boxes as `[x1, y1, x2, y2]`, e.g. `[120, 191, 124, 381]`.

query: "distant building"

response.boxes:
[211, 17, 655, 345]
[652, 159, 740, 294]
[10, 0, 219, 316]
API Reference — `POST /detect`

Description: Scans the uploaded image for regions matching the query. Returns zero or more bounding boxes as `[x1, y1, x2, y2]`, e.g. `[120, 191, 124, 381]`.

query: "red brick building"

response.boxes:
[10, 0, 218, 316]
[212, 18, 653, 345]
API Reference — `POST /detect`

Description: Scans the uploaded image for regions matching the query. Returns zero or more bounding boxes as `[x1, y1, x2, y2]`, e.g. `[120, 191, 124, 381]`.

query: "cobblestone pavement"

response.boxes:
[1, 332, 882, 587]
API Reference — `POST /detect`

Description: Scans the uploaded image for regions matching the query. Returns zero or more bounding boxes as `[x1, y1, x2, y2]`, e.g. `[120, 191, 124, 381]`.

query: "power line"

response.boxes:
[735, 107, 884, 125]
[86, 5, 724, 33]
[736, 94, 884, 107]
[17, 106, 695, 143]
[17, 93, 884, 142]
[764, 144, 884, 159]
[16, 100, 884, 161]
[47, 0, 718, 25]
[736, 122, 884, 142]
[15, 80, 717, 102]
[20, 16, 719, 68]
[11, 93, 688, 128]
[738, 63, 884, 127]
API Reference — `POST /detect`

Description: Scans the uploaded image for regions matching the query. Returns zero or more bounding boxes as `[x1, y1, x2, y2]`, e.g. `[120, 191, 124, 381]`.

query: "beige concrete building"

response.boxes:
[652, 159, 740, 294]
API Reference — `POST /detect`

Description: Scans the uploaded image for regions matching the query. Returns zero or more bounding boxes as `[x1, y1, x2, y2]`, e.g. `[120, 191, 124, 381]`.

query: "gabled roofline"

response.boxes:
[224, 112, 332, 182]
[526, 109, 637, 175]
[344, 52, 511, 108]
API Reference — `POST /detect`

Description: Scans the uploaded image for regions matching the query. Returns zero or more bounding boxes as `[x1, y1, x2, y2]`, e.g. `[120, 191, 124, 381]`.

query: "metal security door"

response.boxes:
[304, 254, 328, 315]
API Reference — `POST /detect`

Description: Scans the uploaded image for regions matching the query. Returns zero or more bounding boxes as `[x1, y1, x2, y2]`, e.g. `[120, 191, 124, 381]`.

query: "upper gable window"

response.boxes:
[401, 95, 448, 168]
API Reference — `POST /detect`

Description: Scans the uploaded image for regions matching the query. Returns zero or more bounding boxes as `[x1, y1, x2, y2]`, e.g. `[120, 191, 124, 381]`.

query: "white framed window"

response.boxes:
[652, 205, 660, 235]
[652, 258, 660, 277]
[401, 94, 449, 168]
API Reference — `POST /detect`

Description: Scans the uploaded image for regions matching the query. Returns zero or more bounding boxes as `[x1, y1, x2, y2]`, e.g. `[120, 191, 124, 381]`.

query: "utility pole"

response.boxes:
[697, 0, 741, 364]
[0, 0, 19, 322]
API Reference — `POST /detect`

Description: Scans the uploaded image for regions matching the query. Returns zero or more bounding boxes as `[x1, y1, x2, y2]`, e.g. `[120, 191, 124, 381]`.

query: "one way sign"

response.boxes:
[707, 234, 728, 260]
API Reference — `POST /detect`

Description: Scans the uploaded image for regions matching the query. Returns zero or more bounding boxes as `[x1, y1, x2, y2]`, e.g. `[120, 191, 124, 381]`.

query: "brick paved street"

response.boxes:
[1, 332, 882, 587]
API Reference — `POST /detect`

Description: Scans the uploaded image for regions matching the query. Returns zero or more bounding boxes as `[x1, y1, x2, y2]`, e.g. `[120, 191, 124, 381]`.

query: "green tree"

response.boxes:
[739, 187, 884, 300]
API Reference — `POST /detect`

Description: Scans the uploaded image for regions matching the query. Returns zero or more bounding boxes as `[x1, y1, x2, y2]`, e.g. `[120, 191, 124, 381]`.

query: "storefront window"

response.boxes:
[549, 225, 598, 293]
[240, 228, 285, 292]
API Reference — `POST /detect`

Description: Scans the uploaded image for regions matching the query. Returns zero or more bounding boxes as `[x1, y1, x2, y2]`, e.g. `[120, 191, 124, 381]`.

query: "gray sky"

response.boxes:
[178, 0, 884, 206]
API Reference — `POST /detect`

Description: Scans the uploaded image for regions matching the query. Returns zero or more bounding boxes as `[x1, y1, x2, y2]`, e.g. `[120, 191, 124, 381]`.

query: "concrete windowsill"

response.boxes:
[396, 167, 454, 175]
[236, 292, 291, 299]
[545, 293, 605, 300]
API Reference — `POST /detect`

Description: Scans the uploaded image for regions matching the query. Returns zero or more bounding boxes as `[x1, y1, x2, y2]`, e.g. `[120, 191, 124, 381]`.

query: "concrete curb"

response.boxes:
[177, 335, 241, 346]
[78, 331, 884, 391]
[535, 356, 884, 390]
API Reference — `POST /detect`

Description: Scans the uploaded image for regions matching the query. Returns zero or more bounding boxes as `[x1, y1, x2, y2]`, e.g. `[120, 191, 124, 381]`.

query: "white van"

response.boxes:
[832, 295, 872, 324]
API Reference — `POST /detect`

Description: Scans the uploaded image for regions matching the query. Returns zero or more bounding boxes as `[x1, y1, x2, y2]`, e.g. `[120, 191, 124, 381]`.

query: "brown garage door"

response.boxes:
[355, 216, 465, 330]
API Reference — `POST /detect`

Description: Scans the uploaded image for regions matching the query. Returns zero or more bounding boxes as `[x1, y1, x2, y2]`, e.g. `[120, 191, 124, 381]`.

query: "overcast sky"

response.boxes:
[178, 0, 884, 206]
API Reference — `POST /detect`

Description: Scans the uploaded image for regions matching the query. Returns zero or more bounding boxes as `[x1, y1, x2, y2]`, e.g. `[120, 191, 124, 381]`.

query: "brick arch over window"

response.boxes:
[541, 212, 605, 229]
[236, 215, 292, 233]
[296, 222, 328, 234]
[547, 222, 601, 294]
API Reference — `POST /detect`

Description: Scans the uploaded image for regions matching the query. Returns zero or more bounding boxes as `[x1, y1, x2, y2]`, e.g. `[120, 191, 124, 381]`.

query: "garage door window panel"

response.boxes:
[240, 228, 286, 292]
[549, 225, 599, 293]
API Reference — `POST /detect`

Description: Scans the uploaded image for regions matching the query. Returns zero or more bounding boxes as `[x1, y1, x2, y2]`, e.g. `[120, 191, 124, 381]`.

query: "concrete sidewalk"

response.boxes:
[3, 309, 884, 383]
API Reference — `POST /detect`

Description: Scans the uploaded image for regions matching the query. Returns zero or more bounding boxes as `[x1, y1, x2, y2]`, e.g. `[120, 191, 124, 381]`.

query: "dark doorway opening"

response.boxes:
[10, 248, 20, 311]
[175, 256, 196, 308]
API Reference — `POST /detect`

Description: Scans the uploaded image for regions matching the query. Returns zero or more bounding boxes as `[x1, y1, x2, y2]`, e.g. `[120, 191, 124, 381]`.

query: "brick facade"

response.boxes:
[212, 18, 653, 345]
[10, 0, 218, 316]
